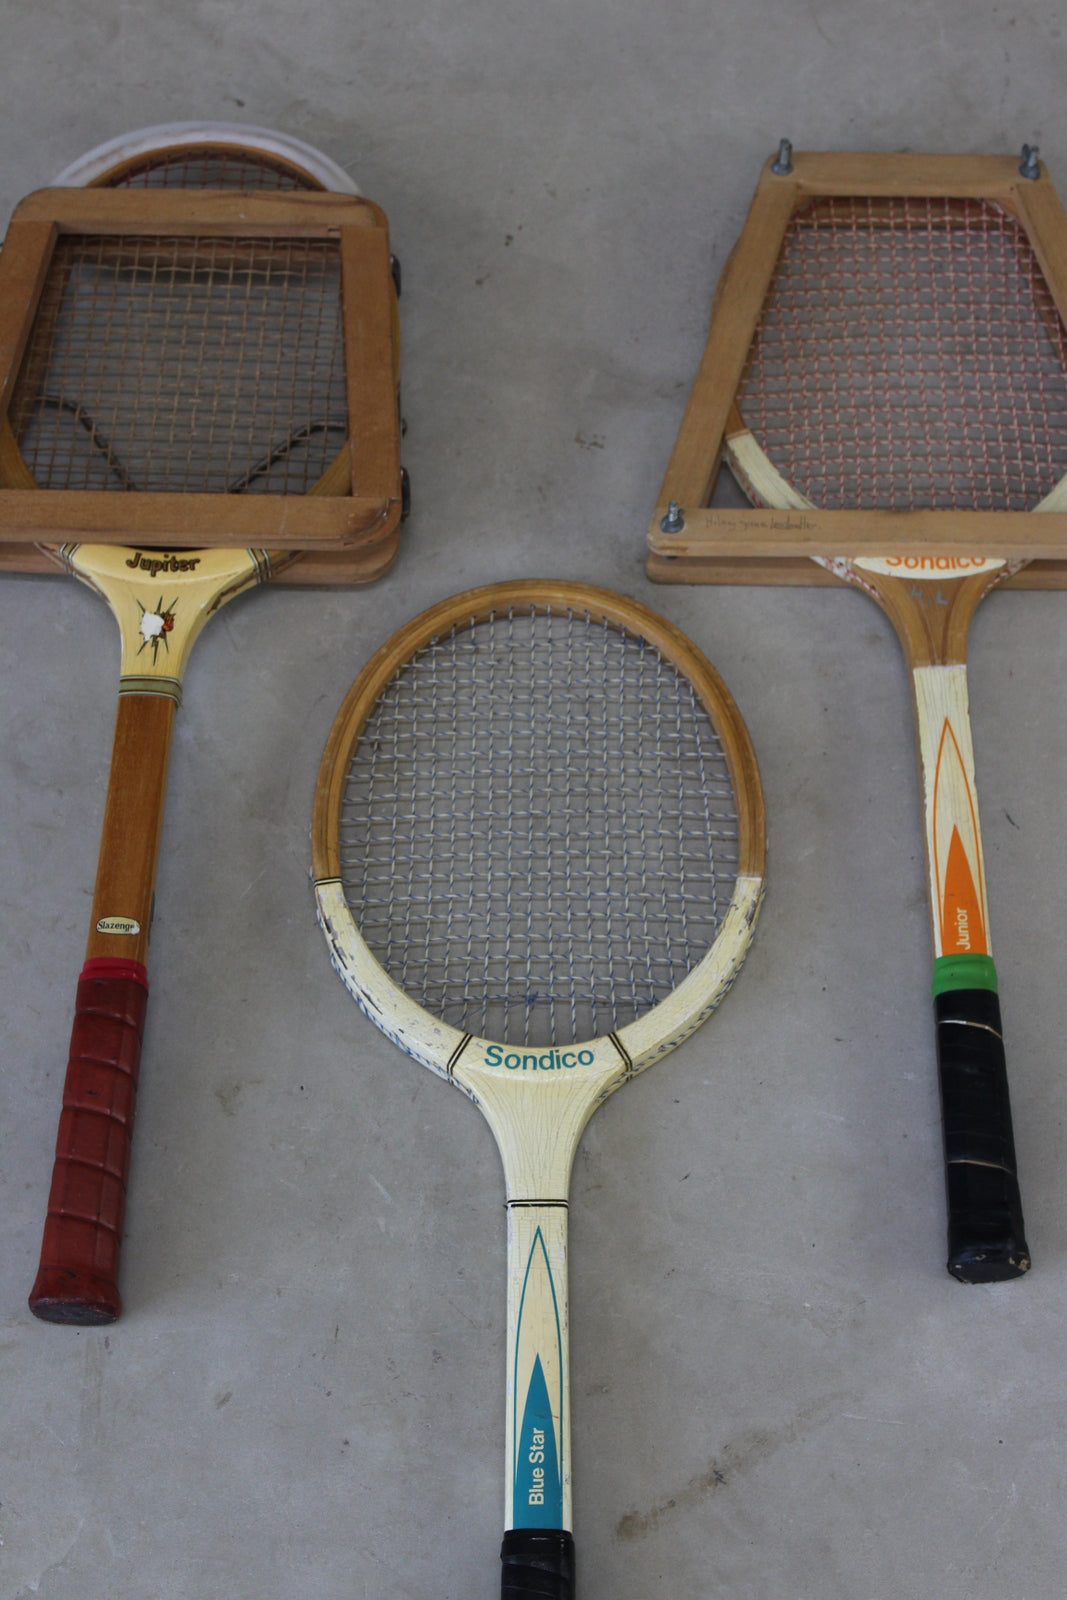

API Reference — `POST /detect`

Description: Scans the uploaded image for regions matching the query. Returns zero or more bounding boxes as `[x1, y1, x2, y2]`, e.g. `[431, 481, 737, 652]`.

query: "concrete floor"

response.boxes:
[3, 4, 1067, 1597]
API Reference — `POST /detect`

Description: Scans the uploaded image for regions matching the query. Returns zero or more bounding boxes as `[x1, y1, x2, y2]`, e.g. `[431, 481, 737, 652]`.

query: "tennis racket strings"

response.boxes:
[737, 196, 1067, 511]
[9, 234, 347, 496]
[337, 602, 742, 1049]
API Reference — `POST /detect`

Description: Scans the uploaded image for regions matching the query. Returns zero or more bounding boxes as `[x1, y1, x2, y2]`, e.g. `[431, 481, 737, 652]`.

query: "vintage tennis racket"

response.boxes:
[8, 127, 401, 1323]
[650, 152, 1067, 1281]
[312, 581, 765, 1598]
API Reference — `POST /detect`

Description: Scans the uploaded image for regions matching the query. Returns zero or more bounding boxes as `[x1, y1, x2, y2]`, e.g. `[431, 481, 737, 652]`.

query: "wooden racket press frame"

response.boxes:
[647, 150, 1067, 587]
[0, 184, 404, 561]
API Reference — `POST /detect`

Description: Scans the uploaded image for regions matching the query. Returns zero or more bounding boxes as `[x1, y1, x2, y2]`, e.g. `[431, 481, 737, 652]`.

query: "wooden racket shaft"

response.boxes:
[646, 152, 1067, 1279]
[313, 582, 765, 1594]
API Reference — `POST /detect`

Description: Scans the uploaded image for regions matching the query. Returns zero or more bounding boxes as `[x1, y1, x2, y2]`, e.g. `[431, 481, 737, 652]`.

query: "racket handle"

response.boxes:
[500, 1529, 575, 1599]
[935, 985, 1030, 1283]
[28, 957, 149, 1324]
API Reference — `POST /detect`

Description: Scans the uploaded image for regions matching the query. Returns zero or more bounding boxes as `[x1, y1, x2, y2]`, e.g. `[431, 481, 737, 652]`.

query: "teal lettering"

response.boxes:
[489, 1044, 594, 1071]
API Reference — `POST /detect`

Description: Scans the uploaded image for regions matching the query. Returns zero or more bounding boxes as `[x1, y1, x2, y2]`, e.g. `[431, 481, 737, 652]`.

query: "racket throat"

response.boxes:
[828, 567, 996, 961]
[58, 542, 270, 687]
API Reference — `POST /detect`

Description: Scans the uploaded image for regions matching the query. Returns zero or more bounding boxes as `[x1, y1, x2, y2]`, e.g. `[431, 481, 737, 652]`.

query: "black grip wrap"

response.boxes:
[500, 1530, 575, 1599]
[936, 987, 1030, 1284]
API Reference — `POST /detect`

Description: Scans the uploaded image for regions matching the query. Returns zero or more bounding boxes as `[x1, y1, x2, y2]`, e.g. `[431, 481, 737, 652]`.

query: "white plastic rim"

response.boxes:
[51, 121, 360, 194]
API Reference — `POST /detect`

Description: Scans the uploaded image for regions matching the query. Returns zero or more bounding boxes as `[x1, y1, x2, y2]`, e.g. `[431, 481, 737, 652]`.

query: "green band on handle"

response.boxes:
[932, 953, 999, 998]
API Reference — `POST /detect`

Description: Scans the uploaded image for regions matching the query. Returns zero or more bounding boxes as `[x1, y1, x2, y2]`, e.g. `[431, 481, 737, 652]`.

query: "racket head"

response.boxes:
[313, 581, 764, 1091]
[716, 182, 1067, 636]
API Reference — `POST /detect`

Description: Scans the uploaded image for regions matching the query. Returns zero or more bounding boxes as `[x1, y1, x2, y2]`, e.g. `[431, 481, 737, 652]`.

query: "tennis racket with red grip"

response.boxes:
[20, 125, 390, 1323]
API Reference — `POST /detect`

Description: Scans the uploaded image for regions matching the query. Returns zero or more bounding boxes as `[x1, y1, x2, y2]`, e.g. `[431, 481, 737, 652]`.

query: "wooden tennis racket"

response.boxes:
[650, 153, 1067, 1281]
[7, 127, 401, 1323]
[312, 581, 765, 1599]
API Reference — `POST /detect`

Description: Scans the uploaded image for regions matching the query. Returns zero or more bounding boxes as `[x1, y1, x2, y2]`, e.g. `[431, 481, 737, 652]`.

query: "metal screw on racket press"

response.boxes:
[660, 499, 685, 533]
[771, 138, 793, 175]
[1020, 144, 1040, 179]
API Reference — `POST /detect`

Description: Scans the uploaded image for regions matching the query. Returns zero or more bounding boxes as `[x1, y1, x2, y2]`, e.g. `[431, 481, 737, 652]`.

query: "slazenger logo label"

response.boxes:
[96, 916, 141, 935]
[854, 555, 1005, 578]
[483, 1044, 595, 1071]
[125, 550, 202, 576]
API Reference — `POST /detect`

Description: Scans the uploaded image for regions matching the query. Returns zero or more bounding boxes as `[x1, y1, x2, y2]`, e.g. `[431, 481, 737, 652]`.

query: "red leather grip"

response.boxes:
[28, 958, 149, 1324]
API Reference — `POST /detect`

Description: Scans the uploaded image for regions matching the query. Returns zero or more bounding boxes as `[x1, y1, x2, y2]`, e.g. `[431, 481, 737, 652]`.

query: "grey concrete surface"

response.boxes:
[3, 4, 1067, 1597]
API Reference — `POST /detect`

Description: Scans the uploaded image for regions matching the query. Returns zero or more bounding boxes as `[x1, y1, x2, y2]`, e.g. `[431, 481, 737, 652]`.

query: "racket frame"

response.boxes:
[312, 580, 764, 1563]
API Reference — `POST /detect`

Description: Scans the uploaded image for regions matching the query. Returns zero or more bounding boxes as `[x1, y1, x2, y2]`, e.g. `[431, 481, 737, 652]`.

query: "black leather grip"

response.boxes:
[936, 986, 1030, 1283]
[500, 1529, 575, 1599]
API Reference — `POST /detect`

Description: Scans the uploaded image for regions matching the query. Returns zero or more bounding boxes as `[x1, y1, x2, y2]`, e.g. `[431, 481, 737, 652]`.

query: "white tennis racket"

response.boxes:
[312, 581, 765, 1597]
